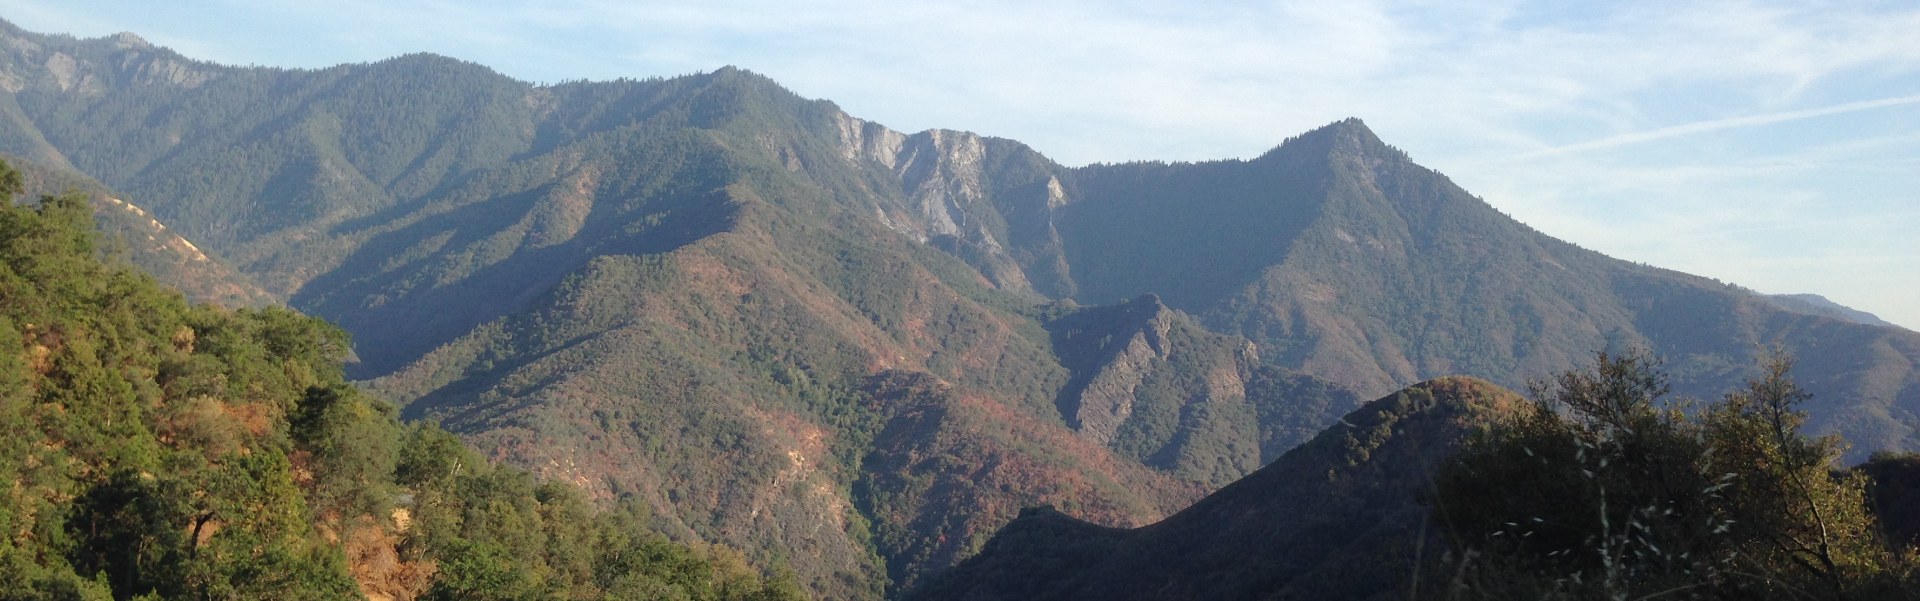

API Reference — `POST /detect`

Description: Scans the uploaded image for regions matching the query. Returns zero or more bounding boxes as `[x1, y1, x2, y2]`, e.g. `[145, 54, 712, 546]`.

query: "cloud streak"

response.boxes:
[1512, 94, 1920, 159]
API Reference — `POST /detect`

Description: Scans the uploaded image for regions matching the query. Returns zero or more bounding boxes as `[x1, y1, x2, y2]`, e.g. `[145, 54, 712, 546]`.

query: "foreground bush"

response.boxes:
[1431, 351, 1913, 600]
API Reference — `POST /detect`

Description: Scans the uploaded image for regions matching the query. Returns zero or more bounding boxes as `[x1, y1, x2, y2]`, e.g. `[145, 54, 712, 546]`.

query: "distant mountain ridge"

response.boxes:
[3, 19, 1918, 598]
[1765, 292, 1901, 329]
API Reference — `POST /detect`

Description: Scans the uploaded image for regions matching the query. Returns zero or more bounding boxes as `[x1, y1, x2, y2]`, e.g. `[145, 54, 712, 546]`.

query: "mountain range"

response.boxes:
[3, 19, 1916, 598]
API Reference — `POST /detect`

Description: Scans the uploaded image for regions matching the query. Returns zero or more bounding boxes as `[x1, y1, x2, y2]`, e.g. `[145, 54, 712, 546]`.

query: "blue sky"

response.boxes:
[8, 0, 1919, 330]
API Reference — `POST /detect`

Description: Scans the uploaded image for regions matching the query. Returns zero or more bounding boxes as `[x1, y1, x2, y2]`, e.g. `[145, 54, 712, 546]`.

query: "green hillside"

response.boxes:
[3, 154, 275, 307]
[0, 160, 804, 600]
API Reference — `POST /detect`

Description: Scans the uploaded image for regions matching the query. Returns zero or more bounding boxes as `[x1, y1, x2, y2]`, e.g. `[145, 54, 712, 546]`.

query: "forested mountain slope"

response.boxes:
[0, 162, 804, 600]
[1049, 122, 1920, 456]
[4, 154, 275, 306]
[2, 18, 1916, 597]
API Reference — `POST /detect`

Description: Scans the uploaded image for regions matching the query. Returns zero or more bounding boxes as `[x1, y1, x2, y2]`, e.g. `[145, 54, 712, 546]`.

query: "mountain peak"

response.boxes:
[1324, 117, 1387, 153]
[376, 52, 494, 72]
[703, 64, 791, 92]
[1316, 117, 1393, 156]
[110, 31, 151, 49]
[1254, 116, 1394, 163]
[1322, 116, 1374, 135]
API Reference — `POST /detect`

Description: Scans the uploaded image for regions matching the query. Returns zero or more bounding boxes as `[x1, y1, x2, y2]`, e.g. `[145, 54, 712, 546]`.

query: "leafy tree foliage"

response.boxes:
[1855, 451, 1920, 551]
[0, 159, 804, 600]
[1431, 351, 1913, 600]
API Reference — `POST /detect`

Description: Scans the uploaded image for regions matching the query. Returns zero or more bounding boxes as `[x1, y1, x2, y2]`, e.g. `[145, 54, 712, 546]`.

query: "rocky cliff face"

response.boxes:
[1069, 307, 1170, 445]
[829, 111, 1071, 297]
[1059, 295, 1159, 439]
[894, 130, 990, 244]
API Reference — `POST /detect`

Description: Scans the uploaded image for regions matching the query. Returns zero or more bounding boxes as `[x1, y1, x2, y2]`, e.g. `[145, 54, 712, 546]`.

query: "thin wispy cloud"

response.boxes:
[1512, 94, 1920, 159]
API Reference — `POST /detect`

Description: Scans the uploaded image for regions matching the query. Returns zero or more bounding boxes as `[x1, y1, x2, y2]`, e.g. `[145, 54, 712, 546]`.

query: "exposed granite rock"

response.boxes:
[832, 111, 907, 168]
[893, 130, 991, 244]
[42, 51, 76, 91]
[129, 54, 215, 88]
[1073, 302, 1173, 444]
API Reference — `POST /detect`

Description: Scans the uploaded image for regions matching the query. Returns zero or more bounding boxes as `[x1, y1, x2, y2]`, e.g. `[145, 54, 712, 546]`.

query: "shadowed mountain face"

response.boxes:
[907, 377, 1527, 601]
[4, 19, 1918, 597]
